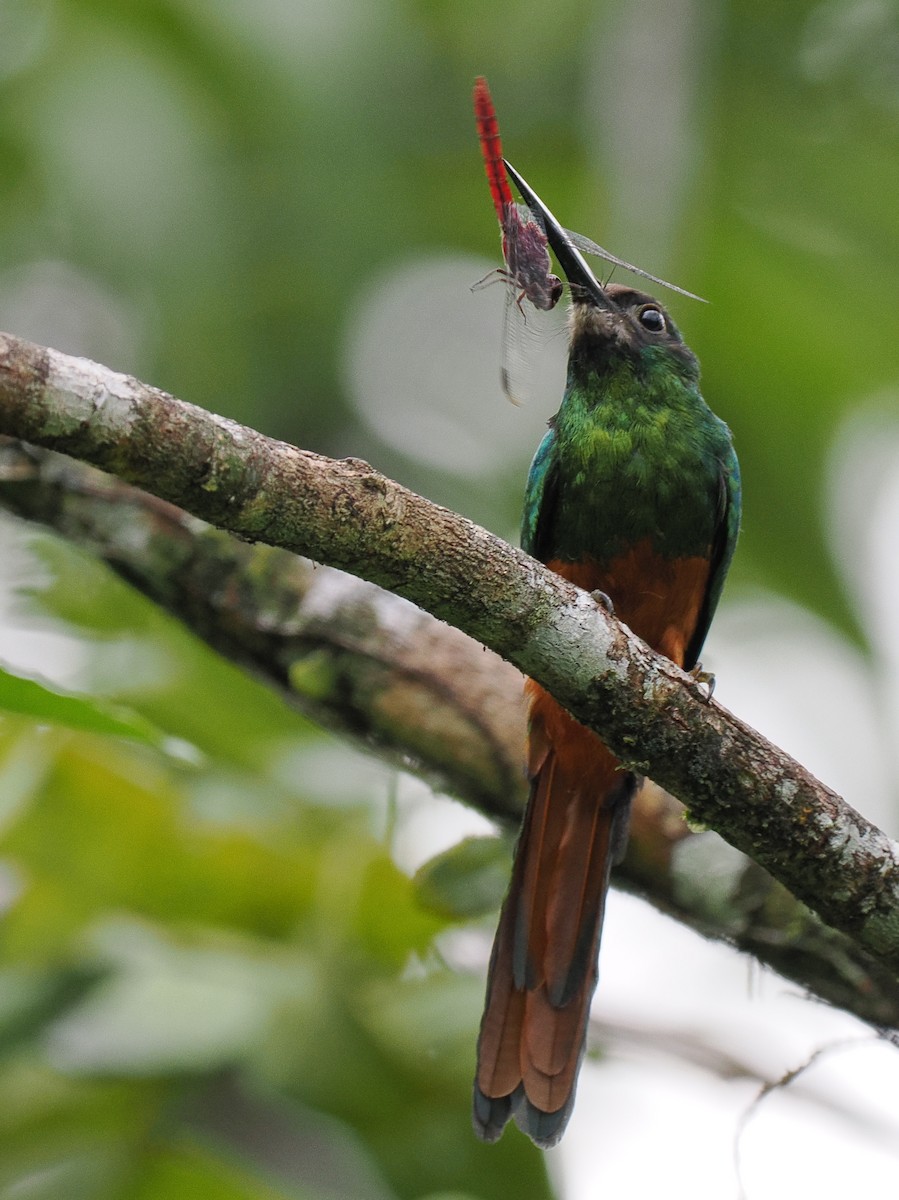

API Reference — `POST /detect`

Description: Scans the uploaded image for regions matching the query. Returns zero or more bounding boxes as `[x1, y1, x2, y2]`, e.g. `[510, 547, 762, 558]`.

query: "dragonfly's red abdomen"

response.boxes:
[473, 76, 513, 223]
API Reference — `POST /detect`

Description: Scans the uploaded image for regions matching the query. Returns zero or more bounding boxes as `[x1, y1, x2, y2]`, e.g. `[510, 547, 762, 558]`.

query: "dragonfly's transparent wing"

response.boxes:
[498, 277, 566, 407]
[564, 229, 707, 303]
[500, 281, 526, 406]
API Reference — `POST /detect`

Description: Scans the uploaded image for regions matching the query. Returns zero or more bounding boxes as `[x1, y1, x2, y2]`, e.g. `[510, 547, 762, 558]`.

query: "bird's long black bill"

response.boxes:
[503, 159, 613, 311]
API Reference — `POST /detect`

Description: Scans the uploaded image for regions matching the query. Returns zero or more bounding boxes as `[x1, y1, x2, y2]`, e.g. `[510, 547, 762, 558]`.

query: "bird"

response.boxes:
[473, 161, 741, 1149]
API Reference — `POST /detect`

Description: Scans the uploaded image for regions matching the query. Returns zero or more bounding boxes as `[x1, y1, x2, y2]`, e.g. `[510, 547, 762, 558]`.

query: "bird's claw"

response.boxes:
[591, 589, 614, 615]
[689, 663, 716, 702]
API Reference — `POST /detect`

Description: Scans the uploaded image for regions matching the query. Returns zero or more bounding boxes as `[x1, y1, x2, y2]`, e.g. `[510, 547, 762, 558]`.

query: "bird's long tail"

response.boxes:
[473, 690, 633, 1148]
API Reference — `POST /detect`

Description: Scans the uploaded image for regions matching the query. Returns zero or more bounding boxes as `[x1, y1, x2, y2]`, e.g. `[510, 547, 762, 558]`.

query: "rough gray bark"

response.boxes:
[1, 331, 899, 1014]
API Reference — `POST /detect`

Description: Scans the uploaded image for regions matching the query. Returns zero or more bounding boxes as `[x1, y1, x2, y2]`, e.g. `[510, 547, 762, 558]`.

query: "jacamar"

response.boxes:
[473, 162, 741, 1148]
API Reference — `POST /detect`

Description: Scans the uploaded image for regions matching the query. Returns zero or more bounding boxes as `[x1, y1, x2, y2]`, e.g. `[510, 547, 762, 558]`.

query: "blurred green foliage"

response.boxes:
[0, 528, 547, 1197]
[0, 0, 896, 1195]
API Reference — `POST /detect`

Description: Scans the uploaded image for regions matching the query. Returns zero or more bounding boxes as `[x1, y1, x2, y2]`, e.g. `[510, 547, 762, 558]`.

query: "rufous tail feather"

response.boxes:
[473, 702, 633, 1147]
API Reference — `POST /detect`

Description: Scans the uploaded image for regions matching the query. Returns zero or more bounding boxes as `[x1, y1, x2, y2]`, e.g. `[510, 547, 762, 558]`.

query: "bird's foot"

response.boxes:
[591, 589, 614, 615]
[689, 663, 716, 702]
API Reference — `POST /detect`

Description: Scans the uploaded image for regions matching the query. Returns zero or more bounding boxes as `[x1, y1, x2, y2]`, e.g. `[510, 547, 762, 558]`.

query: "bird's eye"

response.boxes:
[638, 306, 666, 333]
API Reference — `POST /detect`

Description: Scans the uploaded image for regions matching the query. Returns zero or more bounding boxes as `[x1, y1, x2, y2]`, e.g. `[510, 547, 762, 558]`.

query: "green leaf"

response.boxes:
[43, 919, 321, 1077]
[413, 837, 510, 920]
[0, 664, 165, 748]
[131, 1141, 302, 1200]
[358, 972, 483, 1083]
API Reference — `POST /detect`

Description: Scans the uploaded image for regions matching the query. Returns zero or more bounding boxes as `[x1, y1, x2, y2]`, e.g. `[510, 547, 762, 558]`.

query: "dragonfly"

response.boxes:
[473, 75, 563, 318]
[472, 76, 706, 404]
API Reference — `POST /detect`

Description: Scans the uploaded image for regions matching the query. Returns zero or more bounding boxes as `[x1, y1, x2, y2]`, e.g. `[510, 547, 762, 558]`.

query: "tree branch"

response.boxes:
[1, 331, 898, 1008]
[1, 444, 897, 1028]
[0, 439, 526, 816]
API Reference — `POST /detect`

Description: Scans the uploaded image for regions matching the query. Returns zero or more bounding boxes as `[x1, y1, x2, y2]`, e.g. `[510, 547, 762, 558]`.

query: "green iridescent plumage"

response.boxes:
[523, 292, 740, 669]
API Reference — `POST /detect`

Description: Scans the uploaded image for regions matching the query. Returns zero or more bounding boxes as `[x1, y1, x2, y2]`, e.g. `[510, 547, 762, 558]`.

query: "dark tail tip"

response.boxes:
[518, 1093, 576, 1149]
[474, 1082, 575, 1149]
[473, 1083, 515, 1143]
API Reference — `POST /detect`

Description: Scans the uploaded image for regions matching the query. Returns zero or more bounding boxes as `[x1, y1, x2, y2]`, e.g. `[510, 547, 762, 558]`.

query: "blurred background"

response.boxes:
[0, 0, 898, 1196]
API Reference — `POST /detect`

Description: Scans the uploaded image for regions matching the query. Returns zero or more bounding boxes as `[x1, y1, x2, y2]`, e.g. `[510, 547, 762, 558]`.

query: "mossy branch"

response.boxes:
[1, 331, 898, 1019]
